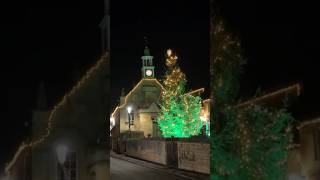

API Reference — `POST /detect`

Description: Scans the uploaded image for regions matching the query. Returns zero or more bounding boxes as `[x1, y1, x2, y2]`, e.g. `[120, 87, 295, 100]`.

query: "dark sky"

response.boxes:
[110, 0, 210, 108]
[216, 0, 320, 119]
[2, 0, 319, 172]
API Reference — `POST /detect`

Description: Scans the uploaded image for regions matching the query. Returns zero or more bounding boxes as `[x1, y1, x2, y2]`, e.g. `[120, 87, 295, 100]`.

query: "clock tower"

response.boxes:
[141, 46, 155, 78]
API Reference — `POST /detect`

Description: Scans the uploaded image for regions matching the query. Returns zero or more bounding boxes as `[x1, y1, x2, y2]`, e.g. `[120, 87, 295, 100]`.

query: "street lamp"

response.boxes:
[126, 106, 132, 135]
[110, 117, 115, 130]
[56, 145, 68, 180]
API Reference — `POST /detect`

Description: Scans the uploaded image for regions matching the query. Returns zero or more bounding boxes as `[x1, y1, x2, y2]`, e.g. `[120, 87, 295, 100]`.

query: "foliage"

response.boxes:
[210, 16, 294, 180]
[157, 49, 204, 138]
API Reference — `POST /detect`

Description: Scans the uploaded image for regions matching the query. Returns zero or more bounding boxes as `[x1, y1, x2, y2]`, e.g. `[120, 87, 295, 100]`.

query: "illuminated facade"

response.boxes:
[110, 47, 211, 150]
[111, 47, 163, 138]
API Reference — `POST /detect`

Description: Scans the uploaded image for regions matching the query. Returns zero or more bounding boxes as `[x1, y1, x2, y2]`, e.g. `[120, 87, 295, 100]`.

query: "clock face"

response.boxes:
[145, 69, 153, 77]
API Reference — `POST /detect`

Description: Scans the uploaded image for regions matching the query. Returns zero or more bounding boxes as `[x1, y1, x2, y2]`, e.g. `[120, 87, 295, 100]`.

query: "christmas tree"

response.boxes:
[211, 16, 294, 180]
[157, 49, 203, 138]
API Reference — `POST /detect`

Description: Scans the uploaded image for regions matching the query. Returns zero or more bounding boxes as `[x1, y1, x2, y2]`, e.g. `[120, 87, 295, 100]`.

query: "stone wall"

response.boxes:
[124, 138, 210, 174]
[125, 139, 167, 165]
[177, 142, 210, 174]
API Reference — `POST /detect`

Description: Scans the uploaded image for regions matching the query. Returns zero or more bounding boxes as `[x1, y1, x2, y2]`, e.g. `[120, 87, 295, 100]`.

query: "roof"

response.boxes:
[236, 83, 301, 108]
[111, 78, 164, 118]
[110, 82, 207, 118]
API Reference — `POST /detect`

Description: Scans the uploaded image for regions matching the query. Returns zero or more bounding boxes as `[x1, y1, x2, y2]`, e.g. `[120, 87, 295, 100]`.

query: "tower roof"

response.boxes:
[144, 46, 151, 56]
[143, 36, 151, 56]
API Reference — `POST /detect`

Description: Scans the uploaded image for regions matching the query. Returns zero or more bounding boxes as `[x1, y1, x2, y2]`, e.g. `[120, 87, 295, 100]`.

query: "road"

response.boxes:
[110, 157, 188, 180]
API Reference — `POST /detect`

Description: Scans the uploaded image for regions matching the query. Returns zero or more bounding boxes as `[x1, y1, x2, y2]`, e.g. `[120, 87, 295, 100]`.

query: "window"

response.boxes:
[57, 152, 77, 180]
[314, 129, 320, 160]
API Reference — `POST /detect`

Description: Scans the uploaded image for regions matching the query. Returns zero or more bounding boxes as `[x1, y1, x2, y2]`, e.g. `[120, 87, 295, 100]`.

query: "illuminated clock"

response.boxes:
[145, 69, 153, 77]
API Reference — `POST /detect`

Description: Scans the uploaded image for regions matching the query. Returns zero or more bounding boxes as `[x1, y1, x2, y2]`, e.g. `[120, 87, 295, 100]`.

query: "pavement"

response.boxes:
[110, 151, 210, 180]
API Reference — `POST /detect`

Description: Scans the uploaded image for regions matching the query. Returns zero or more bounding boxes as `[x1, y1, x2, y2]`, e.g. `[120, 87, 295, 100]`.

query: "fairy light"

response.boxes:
[110, 78, 164, 119]
[185, 88, 205, 96]
[5, 54, 108, 175]
[156, 49, 204, 137]
[298, 117, 320, 129]
[236, 83, 301, 108]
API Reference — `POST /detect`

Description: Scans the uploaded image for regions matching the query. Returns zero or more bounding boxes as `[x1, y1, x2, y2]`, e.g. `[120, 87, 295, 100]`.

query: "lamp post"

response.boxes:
[126, 106, 132, 136]
[56, 145, 68, 180]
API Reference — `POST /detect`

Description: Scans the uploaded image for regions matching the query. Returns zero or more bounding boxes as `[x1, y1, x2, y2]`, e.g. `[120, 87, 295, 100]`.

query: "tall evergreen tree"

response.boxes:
[211, 16, 294, 180]
[157, 49, 203, 138]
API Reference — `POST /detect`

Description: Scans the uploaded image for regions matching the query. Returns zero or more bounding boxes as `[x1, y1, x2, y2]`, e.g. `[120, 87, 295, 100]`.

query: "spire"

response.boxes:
[143, 36, 151, 56]
[36, 82, 47, 110]
[144, 46, 151, 56]
[141, 37, 155, 78]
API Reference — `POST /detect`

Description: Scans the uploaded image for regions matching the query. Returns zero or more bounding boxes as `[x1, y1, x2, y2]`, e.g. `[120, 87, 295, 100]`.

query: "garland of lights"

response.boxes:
[110, 83, 204, 125]
[5, 54, 108, 175]
[157, 49, 204, 138]
[110, 79, 165, 118]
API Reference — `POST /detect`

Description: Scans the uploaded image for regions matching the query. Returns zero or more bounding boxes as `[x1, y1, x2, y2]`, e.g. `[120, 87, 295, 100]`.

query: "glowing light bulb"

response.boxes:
[167, 49, 172, 56]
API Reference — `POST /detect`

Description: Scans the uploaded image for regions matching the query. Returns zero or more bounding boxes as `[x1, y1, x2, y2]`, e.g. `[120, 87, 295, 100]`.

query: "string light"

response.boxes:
[236, 83, 301, 108]
[110, 81, 204, 122]
[110, 78, 165, 119]
[185, 88, 205, 96]
[5, 54, 108, 175]
[298, 117, 320, 129]
[156, 49, 204, 138]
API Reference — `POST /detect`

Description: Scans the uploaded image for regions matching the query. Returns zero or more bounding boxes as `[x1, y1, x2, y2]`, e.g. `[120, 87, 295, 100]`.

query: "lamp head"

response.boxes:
[127, 106, 132, 114]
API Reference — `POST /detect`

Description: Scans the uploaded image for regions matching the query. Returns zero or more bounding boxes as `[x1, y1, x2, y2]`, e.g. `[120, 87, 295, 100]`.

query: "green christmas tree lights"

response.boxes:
[157, 49, 203, 138]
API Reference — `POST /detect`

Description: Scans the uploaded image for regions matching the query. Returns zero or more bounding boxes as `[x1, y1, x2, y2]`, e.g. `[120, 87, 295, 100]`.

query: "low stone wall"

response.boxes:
[125, 139, 167, 165]
[124, 138, 210, 174]
[177, 141, 210, 174]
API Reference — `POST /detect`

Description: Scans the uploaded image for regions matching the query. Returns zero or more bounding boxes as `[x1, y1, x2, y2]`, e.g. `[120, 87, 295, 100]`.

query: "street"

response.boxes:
[110, 157, 188, 180]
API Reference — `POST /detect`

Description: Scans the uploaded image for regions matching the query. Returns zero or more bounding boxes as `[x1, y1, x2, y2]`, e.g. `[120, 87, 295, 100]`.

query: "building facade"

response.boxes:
[111, 47, 163, 139]
[287, 117, 320, 180]
[5, 55, 110, 180]
[110, 47, 211, 153]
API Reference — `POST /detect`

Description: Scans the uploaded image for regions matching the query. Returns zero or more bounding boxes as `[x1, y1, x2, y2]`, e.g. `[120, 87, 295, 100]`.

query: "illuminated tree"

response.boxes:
[157, 49, 203, 138]
[211, 16, 294, 180]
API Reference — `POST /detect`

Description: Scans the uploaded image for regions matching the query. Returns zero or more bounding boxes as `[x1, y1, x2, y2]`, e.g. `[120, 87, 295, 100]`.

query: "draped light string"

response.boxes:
[156, 49, 204, 137]
[110, 78, 165, 118]
[110, 80, 204, 120]
[5, 54, 108, 174]
[236, 83, 301, 108]
[298, 117, 320, 129]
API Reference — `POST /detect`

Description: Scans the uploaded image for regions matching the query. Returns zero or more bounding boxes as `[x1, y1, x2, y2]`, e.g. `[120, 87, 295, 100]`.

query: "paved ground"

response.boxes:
[111, 157, 187, 180]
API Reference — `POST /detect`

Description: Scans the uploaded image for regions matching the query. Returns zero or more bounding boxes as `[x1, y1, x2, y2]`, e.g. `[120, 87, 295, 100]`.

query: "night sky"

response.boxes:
[110, 0, 210, 108]
[1, 0, 319, 172]
[215, 0, 320, 119]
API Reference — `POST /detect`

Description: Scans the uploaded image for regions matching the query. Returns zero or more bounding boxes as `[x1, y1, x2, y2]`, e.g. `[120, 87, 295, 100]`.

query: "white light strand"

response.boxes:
[5, 54, 108, 174]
